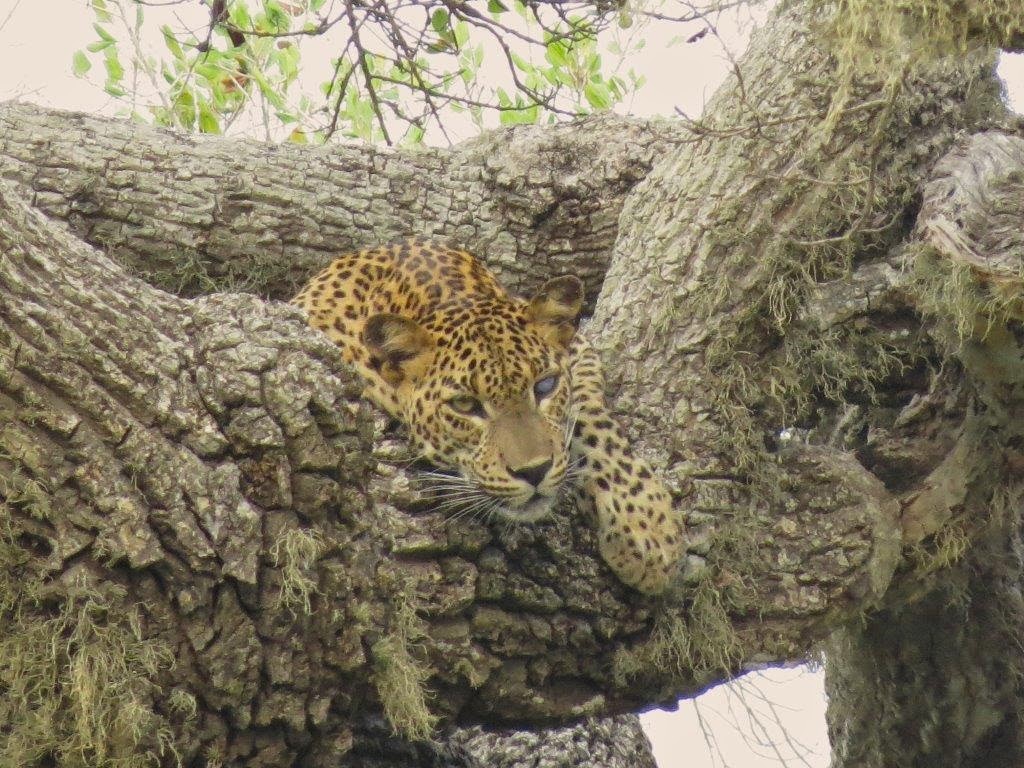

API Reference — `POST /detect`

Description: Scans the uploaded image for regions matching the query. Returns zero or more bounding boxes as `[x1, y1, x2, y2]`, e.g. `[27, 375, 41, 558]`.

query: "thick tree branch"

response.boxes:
[0, 102, 683, 305]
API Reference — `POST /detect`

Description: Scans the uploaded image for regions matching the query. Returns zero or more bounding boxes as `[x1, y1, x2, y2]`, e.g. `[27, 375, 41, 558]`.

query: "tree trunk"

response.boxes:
[0, 2, 1022, 766]
[825, 132, 1024, 768]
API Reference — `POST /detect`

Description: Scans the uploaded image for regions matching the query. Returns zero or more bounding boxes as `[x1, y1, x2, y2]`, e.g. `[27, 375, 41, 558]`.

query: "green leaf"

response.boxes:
[72, 51, 92, 77]
[103, 83, 126, 97]
[487, 0, 508, 13]
[198, 102, 221, 134]
[161, 25, 184, 60]
[402, 124, 425, 146]
[500, 103, 538, 126]
[93, 22, 115, 42]
[264, 1, 289, 31]
[249, 67, 286, 109]
[230, 1, 253, 30]
[510, 51, 533, 74]
[430, 9, 448, 34]
[86, 39, 114, 53]
[91, 0, 113, 23]
[276, 42, 300, 80]
[545, 39, 567, 67]
[584, 80, 611, 109]
[104, 53, 124, 84]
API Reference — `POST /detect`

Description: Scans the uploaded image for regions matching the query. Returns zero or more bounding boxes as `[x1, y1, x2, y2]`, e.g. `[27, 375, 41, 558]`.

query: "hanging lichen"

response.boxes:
[0, 540, 176, 767]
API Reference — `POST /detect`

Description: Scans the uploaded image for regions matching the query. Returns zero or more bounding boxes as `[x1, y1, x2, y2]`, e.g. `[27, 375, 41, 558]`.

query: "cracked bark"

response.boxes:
[0, 102, 682, 306]
[1, 3, 1023, 767]
[825, 132, 1024, 768]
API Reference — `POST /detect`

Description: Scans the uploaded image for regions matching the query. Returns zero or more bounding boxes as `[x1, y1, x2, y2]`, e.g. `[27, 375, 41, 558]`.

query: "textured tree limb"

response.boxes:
[825, 130, 1024, 768]
[0, 102, 683, 304]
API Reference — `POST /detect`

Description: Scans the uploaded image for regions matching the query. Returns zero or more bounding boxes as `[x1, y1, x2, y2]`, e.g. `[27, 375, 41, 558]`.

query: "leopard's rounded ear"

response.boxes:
[362, 314, 433, 385]
[527, 276, 583, 347]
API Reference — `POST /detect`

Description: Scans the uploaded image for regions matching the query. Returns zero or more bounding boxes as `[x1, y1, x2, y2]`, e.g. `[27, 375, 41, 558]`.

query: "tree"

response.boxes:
[1, 1, 1023, 767]
[73, 0, 658, 141]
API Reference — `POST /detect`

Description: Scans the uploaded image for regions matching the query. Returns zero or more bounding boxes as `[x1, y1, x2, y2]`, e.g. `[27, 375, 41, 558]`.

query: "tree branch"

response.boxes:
[0, 102, 684, 304]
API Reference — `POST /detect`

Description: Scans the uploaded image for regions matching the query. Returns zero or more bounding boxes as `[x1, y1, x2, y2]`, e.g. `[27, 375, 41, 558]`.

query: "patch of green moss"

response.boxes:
[908, 521, 971, 576]
[911, 246, 1024, 344]
[686, 89, 919, 479]
[0, 427, 54, 520]
[704, 322, 905, 481]
[130, 249, 300, 299]
[613, 578, 742, 686]
[808, 0, 1024, 76]
[132, 249, 221, 297]
[370, 597, 438, 741]
[0, 553, 175, 767]
[684, 5, 1003, 483]
[269, 527, 325, 615]
[166, 688, 198, 721]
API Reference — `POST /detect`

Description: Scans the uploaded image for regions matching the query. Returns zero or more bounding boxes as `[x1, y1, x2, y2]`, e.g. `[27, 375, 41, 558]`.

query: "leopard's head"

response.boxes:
[363, 276, 583, 522]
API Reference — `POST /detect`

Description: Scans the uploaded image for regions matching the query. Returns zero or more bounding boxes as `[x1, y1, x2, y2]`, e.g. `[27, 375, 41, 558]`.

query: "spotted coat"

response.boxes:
[293, 239, 683, 593]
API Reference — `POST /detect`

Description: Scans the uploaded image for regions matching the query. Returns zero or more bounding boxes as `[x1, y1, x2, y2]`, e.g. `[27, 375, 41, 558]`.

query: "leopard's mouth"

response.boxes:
[420, 463, 563, 523]
[493, 491, 556, 524]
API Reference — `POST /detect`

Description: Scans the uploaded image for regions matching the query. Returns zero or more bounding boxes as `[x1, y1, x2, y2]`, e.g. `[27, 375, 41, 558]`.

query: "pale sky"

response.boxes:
[1, 2, 1022, 767]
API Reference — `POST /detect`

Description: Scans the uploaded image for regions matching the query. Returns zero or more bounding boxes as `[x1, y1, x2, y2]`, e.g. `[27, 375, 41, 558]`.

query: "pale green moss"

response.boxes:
[911, 247, 1024, 344]
[908, 521, 971, 575]
[453, 657, 489, 690]
[269, 526, 325, 615]
[613, 578, 742, 686]
[370, 598, 438, 741]
[0, 566, 176, 768]
[166, 688, 198, 721]
[0, 427, 53, 520]
[811, 0, 1024, 75]
[685, 3, 1003, 482]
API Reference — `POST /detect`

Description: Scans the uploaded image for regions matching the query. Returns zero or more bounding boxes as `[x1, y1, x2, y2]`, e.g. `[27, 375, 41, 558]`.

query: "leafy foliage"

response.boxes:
[74, 0, 658, 144]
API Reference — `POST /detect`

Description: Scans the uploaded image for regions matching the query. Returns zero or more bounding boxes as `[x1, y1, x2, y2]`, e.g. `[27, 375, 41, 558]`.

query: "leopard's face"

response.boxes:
[360, 275, 583, 523]
[401, 302, 575, 522]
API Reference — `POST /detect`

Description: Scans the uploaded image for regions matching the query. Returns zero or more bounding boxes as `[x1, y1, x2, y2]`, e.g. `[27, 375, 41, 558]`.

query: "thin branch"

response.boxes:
[345, 0, 394, 144]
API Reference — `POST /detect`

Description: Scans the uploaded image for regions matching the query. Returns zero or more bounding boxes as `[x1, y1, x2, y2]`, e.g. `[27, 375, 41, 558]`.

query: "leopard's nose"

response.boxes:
[509, 458, 553, 488]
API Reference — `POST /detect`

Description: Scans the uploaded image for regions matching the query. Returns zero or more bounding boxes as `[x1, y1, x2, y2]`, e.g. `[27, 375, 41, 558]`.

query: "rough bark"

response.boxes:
[825, 132, 1024, 768]
[451, 715, 657, 768]
[0, 103, 682, 306]
[1, 2, 1022, 767]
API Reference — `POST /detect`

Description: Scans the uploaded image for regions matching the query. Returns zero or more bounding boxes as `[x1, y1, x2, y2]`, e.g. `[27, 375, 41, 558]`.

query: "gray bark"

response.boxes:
[0, 103, 682, 305]
[1, 2, 1022, 767]
[825, 132, 1024, 768]
[451, 715, 657, 768]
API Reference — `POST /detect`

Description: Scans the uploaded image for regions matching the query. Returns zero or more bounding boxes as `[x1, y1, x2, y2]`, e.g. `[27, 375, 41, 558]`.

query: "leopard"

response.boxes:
[292, 239, 683, 594]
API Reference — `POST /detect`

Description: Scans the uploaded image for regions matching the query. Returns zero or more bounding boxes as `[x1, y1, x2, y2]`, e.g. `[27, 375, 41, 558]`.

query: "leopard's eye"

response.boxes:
[533, 375, 559, 401]
[448, 395, 485, 417]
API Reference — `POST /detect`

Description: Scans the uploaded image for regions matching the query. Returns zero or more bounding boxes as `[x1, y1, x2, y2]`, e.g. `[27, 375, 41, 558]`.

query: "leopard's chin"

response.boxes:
[493, 492, 557, 524]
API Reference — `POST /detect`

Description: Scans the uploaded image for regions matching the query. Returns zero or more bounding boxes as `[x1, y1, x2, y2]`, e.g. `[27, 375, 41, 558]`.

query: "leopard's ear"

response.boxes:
[362, 314, 433, 386]
[527, 276, 584, 348]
